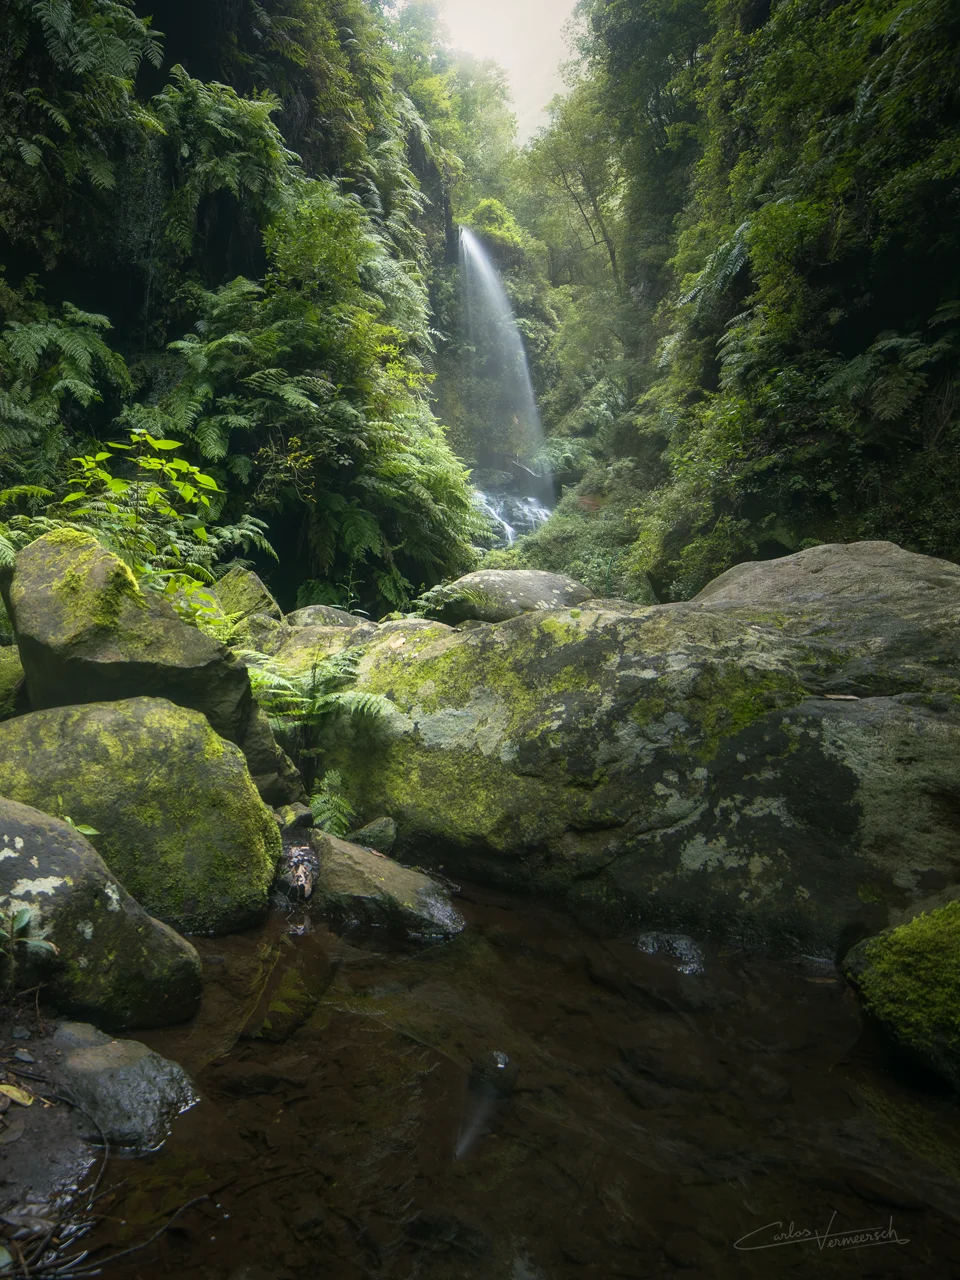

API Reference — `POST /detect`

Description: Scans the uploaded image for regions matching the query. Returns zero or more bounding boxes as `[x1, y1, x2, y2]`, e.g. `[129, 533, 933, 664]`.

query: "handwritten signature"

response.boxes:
[735, 1211, 910, 1252]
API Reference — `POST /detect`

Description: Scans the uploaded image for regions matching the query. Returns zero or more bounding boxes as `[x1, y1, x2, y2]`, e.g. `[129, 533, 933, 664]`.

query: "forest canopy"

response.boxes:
[1, 0, 958, 612]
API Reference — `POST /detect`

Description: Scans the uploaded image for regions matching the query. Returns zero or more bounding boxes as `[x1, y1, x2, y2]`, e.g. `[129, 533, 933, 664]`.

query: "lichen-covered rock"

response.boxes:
[53, 1021, 196, 1148]
[320, 544, 960, 954]
[238, 705, 306, 807]
[286, 604, 358, 629]
[0, 698, 281, 934]
[213, 565, 283, 622]
[0, 798, 201, 1028]
[7, 530, 251, 744]
[694, 540, 960, 606]
[309, 833, 466, 940]
[423, 569, 592, 624]
[241, 611, 290, 656]
[272, 621, 377, 676]
[0, 645, 27, 722]
[843, 902, 960, 1089]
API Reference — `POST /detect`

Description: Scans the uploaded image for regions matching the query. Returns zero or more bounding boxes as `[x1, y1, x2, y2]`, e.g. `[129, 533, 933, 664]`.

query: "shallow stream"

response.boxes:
[86, 883, 960, 1279]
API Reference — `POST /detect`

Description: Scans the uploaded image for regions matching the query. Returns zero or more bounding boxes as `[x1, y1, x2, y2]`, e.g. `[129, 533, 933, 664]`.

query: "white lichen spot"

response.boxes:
[30, 856, 39, 868]
[0, 848, 16, 863]
[77, 920, 94, 940]
[104, 882, 122, 912]
[13, 836, 23, 851]
[10, 876, 65, 897]
[76, 957, 89, 969]
[679, 834, 746, 874]
[742, 796, 796, 826]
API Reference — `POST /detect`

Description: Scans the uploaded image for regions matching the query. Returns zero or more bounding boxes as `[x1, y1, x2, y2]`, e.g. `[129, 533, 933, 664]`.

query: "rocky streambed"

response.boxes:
[4, 532, 960, 1275]
[36, 884, 960, 1280]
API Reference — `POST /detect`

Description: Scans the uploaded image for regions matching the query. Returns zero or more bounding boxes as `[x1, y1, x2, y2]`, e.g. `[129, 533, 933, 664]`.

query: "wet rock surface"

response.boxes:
[52, 1021, 196, 1150]
[71, 885, 960, 1279]
[307, 833, 466, 941]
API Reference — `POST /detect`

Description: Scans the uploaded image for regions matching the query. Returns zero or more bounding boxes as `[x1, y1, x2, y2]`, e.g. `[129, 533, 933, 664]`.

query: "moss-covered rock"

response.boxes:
[8, 530, 251, 744]
[213, 565, 283, 622]
[0, 645, 27, 721]
[0, 698, 281, 934]
[316, 542, 960, 954]
[0, 797, 201, 1028]
[272, 621, 377, 676]
[843, 902, 960, 1089]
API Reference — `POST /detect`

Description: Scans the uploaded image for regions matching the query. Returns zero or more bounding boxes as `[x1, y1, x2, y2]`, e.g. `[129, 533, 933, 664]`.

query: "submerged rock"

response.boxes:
[843, 901, 960, 1090]
[422, 569, 592, 624]
[6, 529, 252, 744]
[53, 1021, 196, 1149]
[0, 698, 281, 935]
[0, 797, 201, 1028]
[319, 541, 960, 954]
[309, 833, 466, 940]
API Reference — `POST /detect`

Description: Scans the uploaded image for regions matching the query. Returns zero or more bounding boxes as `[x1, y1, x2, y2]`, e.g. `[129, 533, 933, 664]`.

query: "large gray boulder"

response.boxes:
[0, 797, 201, 1028]
[320, 542, 960, 955]
[423, 569, 592, 624]
[53, 1022, 196, 1149]
[694, 540, 960, 605]
[0, 698, 281, 935]
[6, 529, 251, 744]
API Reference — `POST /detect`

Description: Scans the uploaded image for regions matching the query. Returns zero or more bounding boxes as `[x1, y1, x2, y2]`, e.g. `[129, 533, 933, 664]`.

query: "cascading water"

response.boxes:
[459, 227, 554, 546]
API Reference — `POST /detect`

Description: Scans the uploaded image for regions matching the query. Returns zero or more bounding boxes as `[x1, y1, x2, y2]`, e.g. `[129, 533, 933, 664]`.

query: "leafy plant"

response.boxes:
[309, 770, 355, 837]
[1, 906, 58, 996]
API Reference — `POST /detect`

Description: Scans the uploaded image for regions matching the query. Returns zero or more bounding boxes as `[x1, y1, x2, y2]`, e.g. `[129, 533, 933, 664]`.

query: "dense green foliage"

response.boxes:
[491, 0, 960, 598]
[0, 0, 507, 613]
[3, 0, 959, 612]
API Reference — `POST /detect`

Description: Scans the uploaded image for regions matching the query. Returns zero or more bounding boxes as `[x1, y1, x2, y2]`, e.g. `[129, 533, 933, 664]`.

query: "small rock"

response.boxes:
[53, 1021, 196, 1150]
[345, 815, 397, 855]
[276, 803, 313, 832]
[309, 833, 465, 941]
[12, 1049, 35, 1064]
[11, 1027, 29, 1041]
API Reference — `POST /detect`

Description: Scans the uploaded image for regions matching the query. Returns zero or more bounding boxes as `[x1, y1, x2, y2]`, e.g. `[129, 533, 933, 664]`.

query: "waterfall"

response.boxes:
[459, 226, 554, 546]
[459, 227, 548, 480]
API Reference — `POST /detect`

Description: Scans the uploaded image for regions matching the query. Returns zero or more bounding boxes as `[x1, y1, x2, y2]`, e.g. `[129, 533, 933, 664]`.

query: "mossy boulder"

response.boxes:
[423, 568, 592, 624]
[320, 543, 960, 954]
[0, 645, 27, 721]
[843, 902, 960, 1089]
[272, 621, 377, 677]
[0, 698, 281, 934]
[213, 565, 282, 622]
[0, 797, 201, 1028]
[7, 530, 251, 744]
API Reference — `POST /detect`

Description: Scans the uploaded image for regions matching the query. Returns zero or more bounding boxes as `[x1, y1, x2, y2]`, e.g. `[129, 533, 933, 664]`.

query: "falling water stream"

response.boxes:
[459, 227, 554, 544]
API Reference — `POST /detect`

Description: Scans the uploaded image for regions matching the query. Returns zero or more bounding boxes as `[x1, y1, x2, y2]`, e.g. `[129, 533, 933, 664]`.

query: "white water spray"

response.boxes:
[459, 226, 546, 471]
